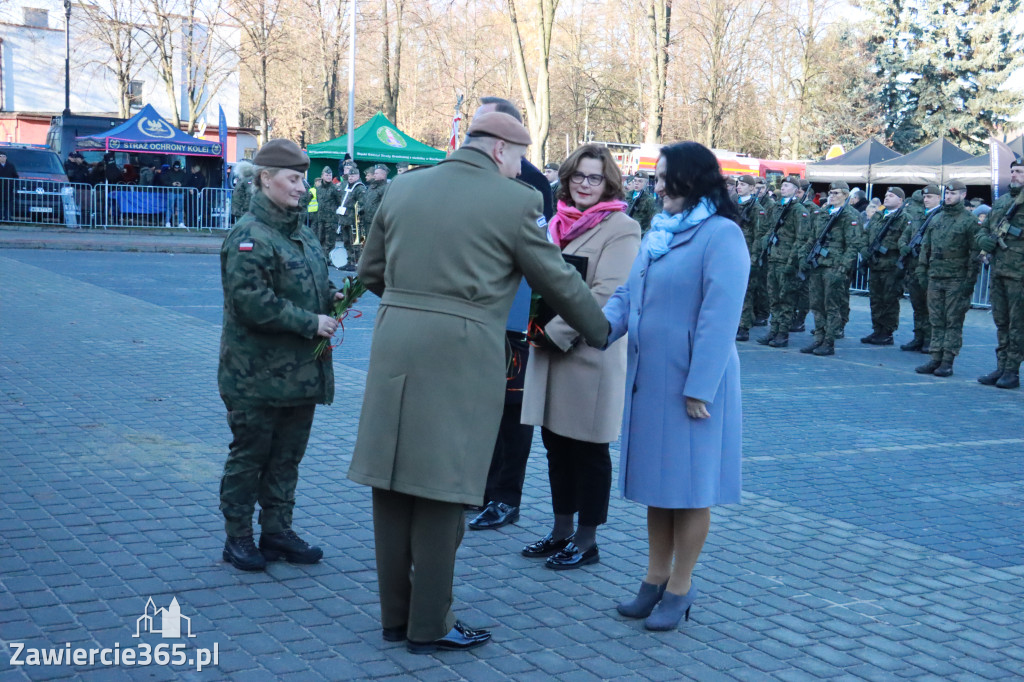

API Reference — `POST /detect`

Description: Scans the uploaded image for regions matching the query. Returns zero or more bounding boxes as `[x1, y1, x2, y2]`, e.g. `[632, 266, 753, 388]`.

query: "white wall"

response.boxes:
[0, 0, 240, 127]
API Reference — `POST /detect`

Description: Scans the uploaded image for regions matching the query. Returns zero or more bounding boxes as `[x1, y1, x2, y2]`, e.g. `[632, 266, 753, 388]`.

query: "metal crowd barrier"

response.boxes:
[0, 176, 93, 228]
[197, 187, 234, 231]
[851, 255, 993, 309]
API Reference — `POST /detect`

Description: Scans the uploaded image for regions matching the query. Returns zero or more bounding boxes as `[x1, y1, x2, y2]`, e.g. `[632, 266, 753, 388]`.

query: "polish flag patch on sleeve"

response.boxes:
[238, 241, 254, 251]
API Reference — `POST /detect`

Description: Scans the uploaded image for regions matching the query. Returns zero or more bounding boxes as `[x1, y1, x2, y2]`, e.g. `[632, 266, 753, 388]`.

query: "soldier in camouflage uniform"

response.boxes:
[756, 175, 808, 348]
[914, 180, 980, 377]
[790, 179, 815, 332]
[230, 160, 255, 223]
[361, 163, 390, 227]
[734, 175, 767, 341]
[625, 174, 657, 234]
[305, 166, 345, 261]
[218, 139, 344, 571]
[798, 181, 862, 356]
[338, 163, 367, 270]
[898, 186, 942, 352]
[753, 179, 775, 325]
[975, 158, 1024, 389]
[860, 187, 911, 345]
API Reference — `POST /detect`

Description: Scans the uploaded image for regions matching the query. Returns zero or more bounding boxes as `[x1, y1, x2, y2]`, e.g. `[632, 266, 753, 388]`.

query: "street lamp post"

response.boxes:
[63, 0, 71, 117]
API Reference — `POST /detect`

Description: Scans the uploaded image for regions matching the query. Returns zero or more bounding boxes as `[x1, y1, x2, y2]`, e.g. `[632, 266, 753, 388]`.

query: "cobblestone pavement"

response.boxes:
[1, 248, 1022, 681]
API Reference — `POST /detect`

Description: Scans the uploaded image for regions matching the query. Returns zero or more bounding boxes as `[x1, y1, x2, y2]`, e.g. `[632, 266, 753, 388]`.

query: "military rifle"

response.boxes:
[799, 197, 850, 281]
[757, 200, 794, 268]
[897, 206, 940, 271]
[979, 192, 1024, 258]
[860, 204, 905, 274]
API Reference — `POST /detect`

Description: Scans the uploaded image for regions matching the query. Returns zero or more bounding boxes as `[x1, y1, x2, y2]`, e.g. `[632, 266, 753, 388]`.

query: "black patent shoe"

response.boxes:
[544, 543, 599, 570]
[259, 529, 324, 564]
[407, 621, 491, 654]
[223, 535, 266, 572]
[522, 533, 574, 558]
[469, 501, 520, 530]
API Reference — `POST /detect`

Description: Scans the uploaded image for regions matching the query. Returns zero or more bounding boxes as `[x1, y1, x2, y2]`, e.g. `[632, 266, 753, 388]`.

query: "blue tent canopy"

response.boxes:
[75, 104, 223, 157]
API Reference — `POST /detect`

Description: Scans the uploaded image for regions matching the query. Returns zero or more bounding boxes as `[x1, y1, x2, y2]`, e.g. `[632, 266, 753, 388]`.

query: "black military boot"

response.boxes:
[860, 331, 880, 344]
[756, 331, 776, 346]
[933, 358, 954, 377]
[768, 332, 789, 348]
[260, 529, 324, 564]
[915, 357, 942, 374]
[978, 368, 1004, 386]
[223, 535, 267, 571]
[812, 339, 835, 356]
[789, 320, 806, 333]
[800, 338, 823, 354]
[900, 336, 924, 351]
[996, 371, 1020, 389]
[920, 340, 931, 354]
[753, 317, 768, 327]
[736, 328, 749, 342]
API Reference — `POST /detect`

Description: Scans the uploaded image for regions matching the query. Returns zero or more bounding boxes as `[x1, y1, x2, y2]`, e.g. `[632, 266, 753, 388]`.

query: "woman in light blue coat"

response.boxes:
[603, 142, 749, 631]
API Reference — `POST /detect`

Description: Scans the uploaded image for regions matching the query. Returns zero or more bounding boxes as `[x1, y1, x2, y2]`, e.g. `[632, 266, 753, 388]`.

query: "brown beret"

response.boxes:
[946, 179, 967, 191]
[782, 174, 801, 187]
[466, 112, 532, 145]
[829, 180, 850, 191]
[738, 175, 757, 187]
[886, 187, 905, 200]
[253, 139, 309, 173]
[799, 179, 811, 190]
[922, 184, 941, 196]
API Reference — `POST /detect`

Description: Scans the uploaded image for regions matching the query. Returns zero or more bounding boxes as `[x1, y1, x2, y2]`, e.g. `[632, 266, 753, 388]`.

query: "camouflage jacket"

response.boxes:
[626, 190, 658, 234]
[733, 195, 766, 259]
[862, 205, 911, 271]
[230, 181, 253, 220]
[799, 204, 862, 272]
[361, 179, 388, 226]
[977, 187, 1024, 279]
[218, 190, 337, 409]
[762, 197, 808, 268]
[338, 181, 368, 231]
[305, 181, 345, 223]
[918, 202, 979, 280]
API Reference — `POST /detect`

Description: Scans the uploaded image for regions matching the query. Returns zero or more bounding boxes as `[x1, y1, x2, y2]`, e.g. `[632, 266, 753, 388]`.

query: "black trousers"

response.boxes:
[481, 333, 533, 507]
[541, 427, 611, 526]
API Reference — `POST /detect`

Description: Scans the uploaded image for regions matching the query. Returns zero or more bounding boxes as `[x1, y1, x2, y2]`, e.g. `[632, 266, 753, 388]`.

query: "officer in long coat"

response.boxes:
[347, 113, 609, 654]
[218, 139, 344, 571]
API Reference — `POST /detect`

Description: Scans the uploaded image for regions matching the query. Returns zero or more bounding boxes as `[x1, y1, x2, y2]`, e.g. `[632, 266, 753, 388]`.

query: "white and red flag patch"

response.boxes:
[238, 241, 254, 251]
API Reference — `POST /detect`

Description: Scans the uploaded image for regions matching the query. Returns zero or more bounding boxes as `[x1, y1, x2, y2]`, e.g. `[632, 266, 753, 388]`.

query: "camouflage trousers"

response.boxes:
[340, 223, 361, 268]
[754, 264, 770, 320]
[792, 277, 810, 328]
[766, 262, 797, 335]
[739, 264, 764, 330]
[989, 274, 1024, 372]
[313, 219, 339, 257]
[868, 267, 905, 335]
[840, 268, 854, 329]
[807, 267, 848, 342]
[927, 277, 974, 360]
[907, 271, 931, 343]
[220, 403, 316, 537]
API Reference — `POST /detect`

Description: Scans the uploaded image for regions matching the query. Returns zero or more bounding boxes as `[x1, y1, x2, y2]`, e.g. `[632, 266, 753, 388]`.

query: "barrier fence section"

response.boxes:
[0, 176, 93, 229]
[850, 254, 992, 309]
[198, 188, 234, 231]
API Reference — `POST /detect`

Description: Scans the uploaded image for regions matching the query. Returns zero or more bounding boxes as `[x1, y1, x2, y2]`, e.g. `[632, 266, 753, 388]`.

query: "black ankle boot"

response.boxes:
[259, 529, 324, 564]
[223, 535, 267, 571]
[978, 368, 1003, 386]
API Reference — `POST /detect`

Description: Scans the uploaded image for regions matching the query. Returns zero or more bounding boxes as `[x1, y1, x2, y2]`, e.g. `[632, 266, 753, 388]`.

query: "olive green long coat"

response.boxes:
[347, 147, 610, 505]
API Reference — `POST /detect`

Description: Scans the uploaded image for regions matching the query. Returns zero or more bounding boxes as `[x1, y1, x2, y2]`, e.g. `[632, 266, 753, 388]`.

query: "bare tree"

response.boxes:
[140, 0, 181, 127]
[228, 0, 285, 144]
[78, 0, 145, 118]
[508, 0, 559, 165]
[179, 0, 238, 133]
[309, 0, 348, 137]
[380, 0, 405, 122]
[644, 0, 671, 143]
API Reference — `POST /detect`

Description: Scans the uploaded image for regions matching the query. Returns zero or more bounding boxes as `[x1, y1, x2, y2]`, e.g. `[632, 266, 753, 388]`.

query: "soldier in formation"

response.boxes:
[230, 160, 255, 223]
[362, 164, 389, 225]
[798, 181, 862, 357]
[790, 179, 816, 332]
[625, 173, 657, 234]
[756, 175, 808, 348]
[897, 186, 942, 352]
[734, 175, 767, 341]
[914, 180, 979, 377]
[304, 166, 345, 261]
[860, 187, 911, 345]
[338, 163, 367, 270]
[975, 158, 1024, 389]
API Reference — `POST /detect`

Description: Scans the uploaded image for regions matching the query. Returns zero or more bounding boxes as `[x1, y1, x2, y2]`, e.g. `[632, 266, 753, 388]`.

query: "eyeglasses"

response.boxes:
[827, 190, 844, 195]
[570, 172, 605, 186]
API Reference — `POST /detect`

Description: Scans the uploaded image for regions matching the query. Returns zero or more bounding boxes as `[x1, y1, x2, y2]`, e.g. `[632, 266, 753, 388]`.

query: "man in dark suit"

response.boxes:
[465, 97, 554, 532]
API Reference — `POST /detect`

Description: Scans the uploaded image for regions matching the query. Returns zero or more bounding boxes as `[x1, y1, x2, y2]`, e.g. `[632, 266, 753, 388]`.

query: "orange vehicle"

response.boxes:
[759, 159, 806, 182]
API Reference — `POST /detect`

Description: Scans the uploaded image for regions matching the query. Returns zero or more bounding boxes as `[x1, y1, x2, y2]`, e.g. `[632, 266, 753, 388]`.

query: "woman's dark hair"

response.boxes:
[556, 144, 625, 206]
[658, 142, 739, 223]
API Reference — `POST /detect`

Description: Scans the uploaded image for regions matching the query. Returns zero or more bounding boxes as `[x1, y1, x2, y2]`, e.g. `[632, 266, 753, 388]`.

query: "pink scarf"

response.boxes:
[548, 199, 627, 249]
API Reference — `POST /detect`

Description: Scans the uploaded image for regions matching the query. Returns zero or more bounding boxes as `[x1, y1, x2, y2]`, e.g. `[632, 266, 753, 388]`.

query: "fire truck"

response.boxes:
[619, 143, 805, 181]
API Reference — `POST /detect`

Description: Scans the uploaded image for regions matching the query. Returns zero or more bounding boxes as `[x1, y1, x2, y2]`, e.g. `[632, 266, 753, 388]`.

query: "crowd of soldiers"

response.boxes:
[731, 157, 1024, 388]
[230, 158, 393, 270]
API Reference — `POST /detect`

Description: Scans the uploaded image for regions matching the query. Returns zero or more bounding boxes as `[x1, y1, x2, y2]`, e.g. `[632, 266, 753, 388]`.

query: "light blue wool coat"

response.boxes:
[604, 214, 749, 508]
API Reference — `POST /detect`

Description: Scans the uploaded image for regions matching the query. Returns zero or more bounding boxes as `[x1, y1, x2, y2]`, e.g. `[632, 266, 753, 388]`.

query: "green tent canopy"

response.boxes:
[307, 112, 446, 166]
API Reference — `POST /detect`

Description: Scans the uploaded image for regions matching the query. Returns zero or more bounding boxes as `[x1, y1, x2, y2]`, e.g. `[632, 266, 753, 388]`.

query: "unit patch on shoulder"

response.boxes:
[238, 241, 254, 251]
[537, 216, 548, 228]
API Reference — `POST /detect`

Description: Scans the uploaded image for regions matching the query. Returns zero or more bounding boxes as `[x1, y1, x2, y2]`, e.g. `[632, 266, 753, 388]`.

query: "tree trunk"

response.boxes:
[507, 0, 557, 165]
[644, 0, 670, 144]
